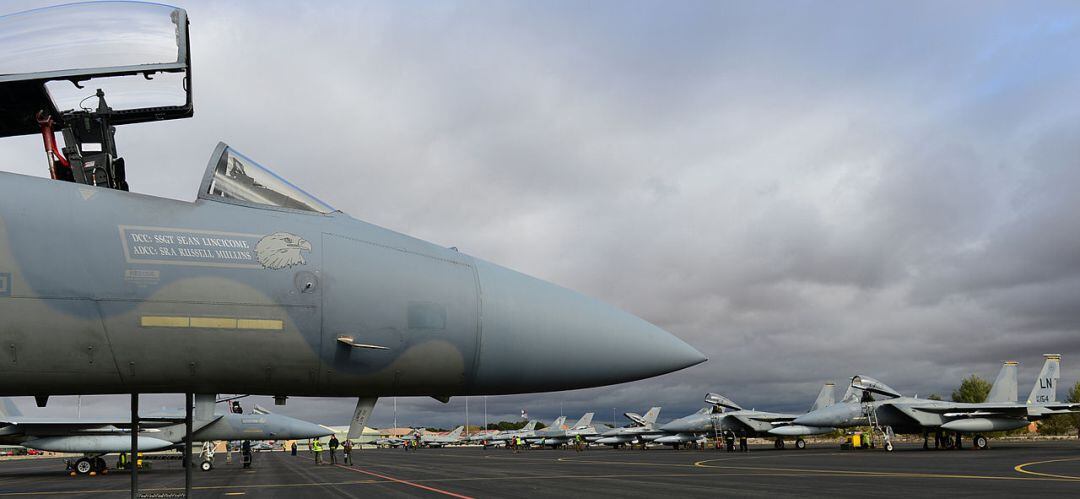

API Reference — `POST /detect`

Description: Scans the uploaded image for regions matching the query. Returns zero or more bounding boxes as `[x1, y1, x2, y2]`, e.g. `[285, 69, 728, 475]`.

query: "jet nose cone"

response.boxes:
[469, 260, 706, 393]
[282, 418, 335, 439]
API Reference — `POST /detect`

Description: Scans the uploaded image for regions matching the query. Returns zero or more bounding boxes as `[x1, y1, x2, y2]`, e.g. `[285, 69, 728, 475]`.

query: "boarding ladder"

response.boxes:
[861, 402, 893, 451]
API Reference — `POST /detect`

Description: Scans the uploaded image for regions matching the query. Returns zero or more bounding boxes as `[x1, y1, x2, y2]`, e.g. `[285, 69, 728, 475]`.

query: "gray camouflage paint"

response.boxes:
[0, 144, 705, 398]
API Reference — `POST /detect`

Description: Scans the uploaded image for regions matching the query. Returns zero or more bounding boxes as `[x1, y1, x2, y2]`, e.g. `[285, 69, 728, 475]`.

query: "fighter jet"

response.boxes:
[0, 395, 330, 475]
[792, 355, 1080, 451]
[419, 426, 465, 447]
[374, 429, 420, 448]
[506, 417, 563, 447]
[480, 420, 540, 447]
[465, 429, 499, 444]
[596, 407, 664, 447]
[659, 384, 837, 450]
[530, 413, 601, 447]
[0, 1, 705, 424]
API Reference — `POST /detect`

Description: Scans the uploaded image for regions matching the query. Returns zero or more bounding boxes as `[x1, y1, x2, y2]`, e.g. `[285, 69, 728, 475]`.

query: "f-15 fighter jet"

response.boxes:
[659, 384, 837, 450]
[793, 355, 1078, 451]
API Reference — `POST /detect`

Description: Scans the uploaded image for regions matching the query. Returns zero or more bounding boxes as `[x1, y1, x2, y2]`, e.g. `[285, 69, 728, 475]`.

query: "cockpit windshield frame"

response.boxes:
[197, 142, 336, 215]
[0, 1, 193, 138]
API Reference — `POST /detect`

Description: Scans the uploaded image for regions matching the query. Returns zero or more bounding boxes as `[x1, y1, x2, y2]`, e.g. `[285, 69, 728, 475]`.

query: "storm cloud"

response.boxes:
[3, 0, 1080, 427]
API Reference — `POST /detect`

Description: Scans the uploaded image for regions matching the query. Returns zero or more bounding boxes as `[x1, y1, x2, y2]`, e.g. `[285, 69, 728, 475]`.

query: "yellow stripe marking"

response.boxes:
[141, 316, 282, 330]
[190, 317, 238, 329]
[1014, 456, 1080, 480]
[238, 318, 284, 330]
[140, 316, 189, 328]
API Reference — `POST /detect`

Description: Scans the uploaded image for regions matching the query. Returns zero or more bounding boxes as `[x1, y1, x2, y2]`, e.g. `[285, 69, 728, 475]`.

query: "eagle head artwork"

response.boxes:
[255, 232, 312, 270]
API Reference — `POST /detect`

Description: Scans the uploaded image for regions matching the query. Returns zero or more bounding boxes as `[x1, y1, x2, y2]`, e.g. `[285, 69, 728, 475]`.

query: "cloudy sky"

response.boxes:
[3, 0, 1080, 428]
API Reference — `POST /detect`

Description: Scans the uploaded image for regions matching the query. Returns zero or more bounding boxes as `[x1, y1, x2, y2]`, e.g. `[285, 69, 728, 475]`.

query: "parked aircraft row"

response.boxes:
[0, 396, 331, 475]
[377, 354, 1078, 452]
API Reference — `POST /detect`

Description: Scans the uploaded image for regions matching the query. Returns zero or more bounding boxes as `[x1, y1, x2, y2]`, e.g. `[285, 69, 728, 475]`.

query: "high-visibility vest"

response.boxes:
[313, 441, 322, 452]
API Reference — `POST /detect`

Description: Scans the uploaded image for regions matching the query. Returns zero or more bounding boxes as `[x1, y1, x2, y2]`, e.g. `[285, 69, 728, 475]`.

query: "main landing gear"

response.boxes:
[70, 456, 108, 476]
[774, 438, 785, 449]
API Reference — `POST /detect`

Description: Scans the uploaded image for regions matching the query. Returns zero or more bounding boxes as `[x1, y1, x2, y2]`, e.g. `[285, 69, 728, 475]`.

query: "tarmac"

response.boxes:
[0, 440, 1079, 497]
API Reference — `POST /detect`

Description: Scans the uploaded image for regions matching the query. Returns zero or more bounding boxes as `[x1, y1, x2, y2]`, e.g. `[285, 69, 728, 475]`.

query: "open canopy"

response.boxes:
[0, 1, 192, 138]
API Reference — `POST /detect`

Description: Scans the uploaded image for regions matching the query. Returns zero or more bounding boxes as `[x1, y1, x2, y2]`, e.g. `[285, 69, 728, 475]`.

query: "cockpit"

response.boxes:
[0, 2, 332, 214]
[200, 145, 335, 214]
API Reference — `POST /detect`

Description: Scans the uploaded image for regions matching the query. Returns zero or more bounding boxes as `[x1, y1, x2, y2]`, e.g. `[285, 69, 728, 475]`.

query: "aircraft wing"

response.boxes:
[726, 414, 775, 434]
[746, 413, 797, 423]
[0, 417, 179, 428]
[906, 404, 1030, 417]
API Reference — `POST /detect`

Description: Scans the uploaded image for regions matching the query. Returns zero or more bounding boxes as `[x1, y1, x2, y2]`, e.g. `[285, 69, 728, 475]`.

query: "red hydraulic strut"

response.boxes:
[35, 111, 71, 180]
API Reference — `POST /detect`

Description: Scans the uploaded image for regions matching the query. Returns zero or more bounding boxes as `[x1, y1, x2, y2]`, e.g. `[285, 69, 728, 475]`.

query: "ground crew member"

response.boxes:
[328, 435, 339, 464]
[739, 436, 748, 453]
[343, 439, 353, 465]
[575, 434, 584, 452]
[725, 431, 736, 452]
[291, 441, 297, 456]
[241, 440, 252, 469]
[312, 439, 323, 465]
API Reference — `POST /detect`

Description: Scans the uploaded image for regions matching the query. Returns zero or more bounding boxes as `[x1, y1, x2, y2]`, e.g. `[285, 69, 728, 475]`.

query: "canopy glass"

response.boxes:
[202, 145, 335, 214]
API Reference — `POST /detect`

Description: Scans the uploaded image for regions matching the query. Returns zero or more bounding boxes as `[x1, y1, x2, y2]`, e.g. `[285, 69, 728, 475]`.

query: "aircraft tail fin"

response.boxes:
[809, 383, 836, 412]
[448, 426, 464, 438]
[575, 412, 594, 428]
[523, 420, 538, 431]
[642, 407, 661, 425]
[1027, 354, 1061, 404]
[551, 416, 567, 429]
[987, 361, 1019, 403]
[0, 398, 22, 418]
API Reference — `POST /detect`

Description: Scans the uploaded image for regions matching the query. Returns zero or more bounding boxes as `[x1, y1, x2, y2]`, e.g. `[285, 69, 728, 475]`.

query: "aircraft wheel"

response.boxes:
[775, 439, 785, 450]
[75, 458, 93, 475]
[974, 435, 988, 450]
[795, 438, 806, 450]
[94, 457, 107, 473]
[200, 460, 213, 471]
[885, 441, 894, 452]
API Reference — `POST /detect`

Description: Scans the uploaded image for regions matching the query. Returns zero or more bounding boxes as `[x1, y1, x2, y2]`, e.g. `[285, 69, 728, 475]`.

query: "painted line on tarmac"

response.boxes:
[692, 459, 1077, 482]
[1014, 457, 1080, 481]
[332, 464, 475, 499]
[552, 451, 845, 468]
[0, 480, 384, 497]
[297, 452, 475, 498]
